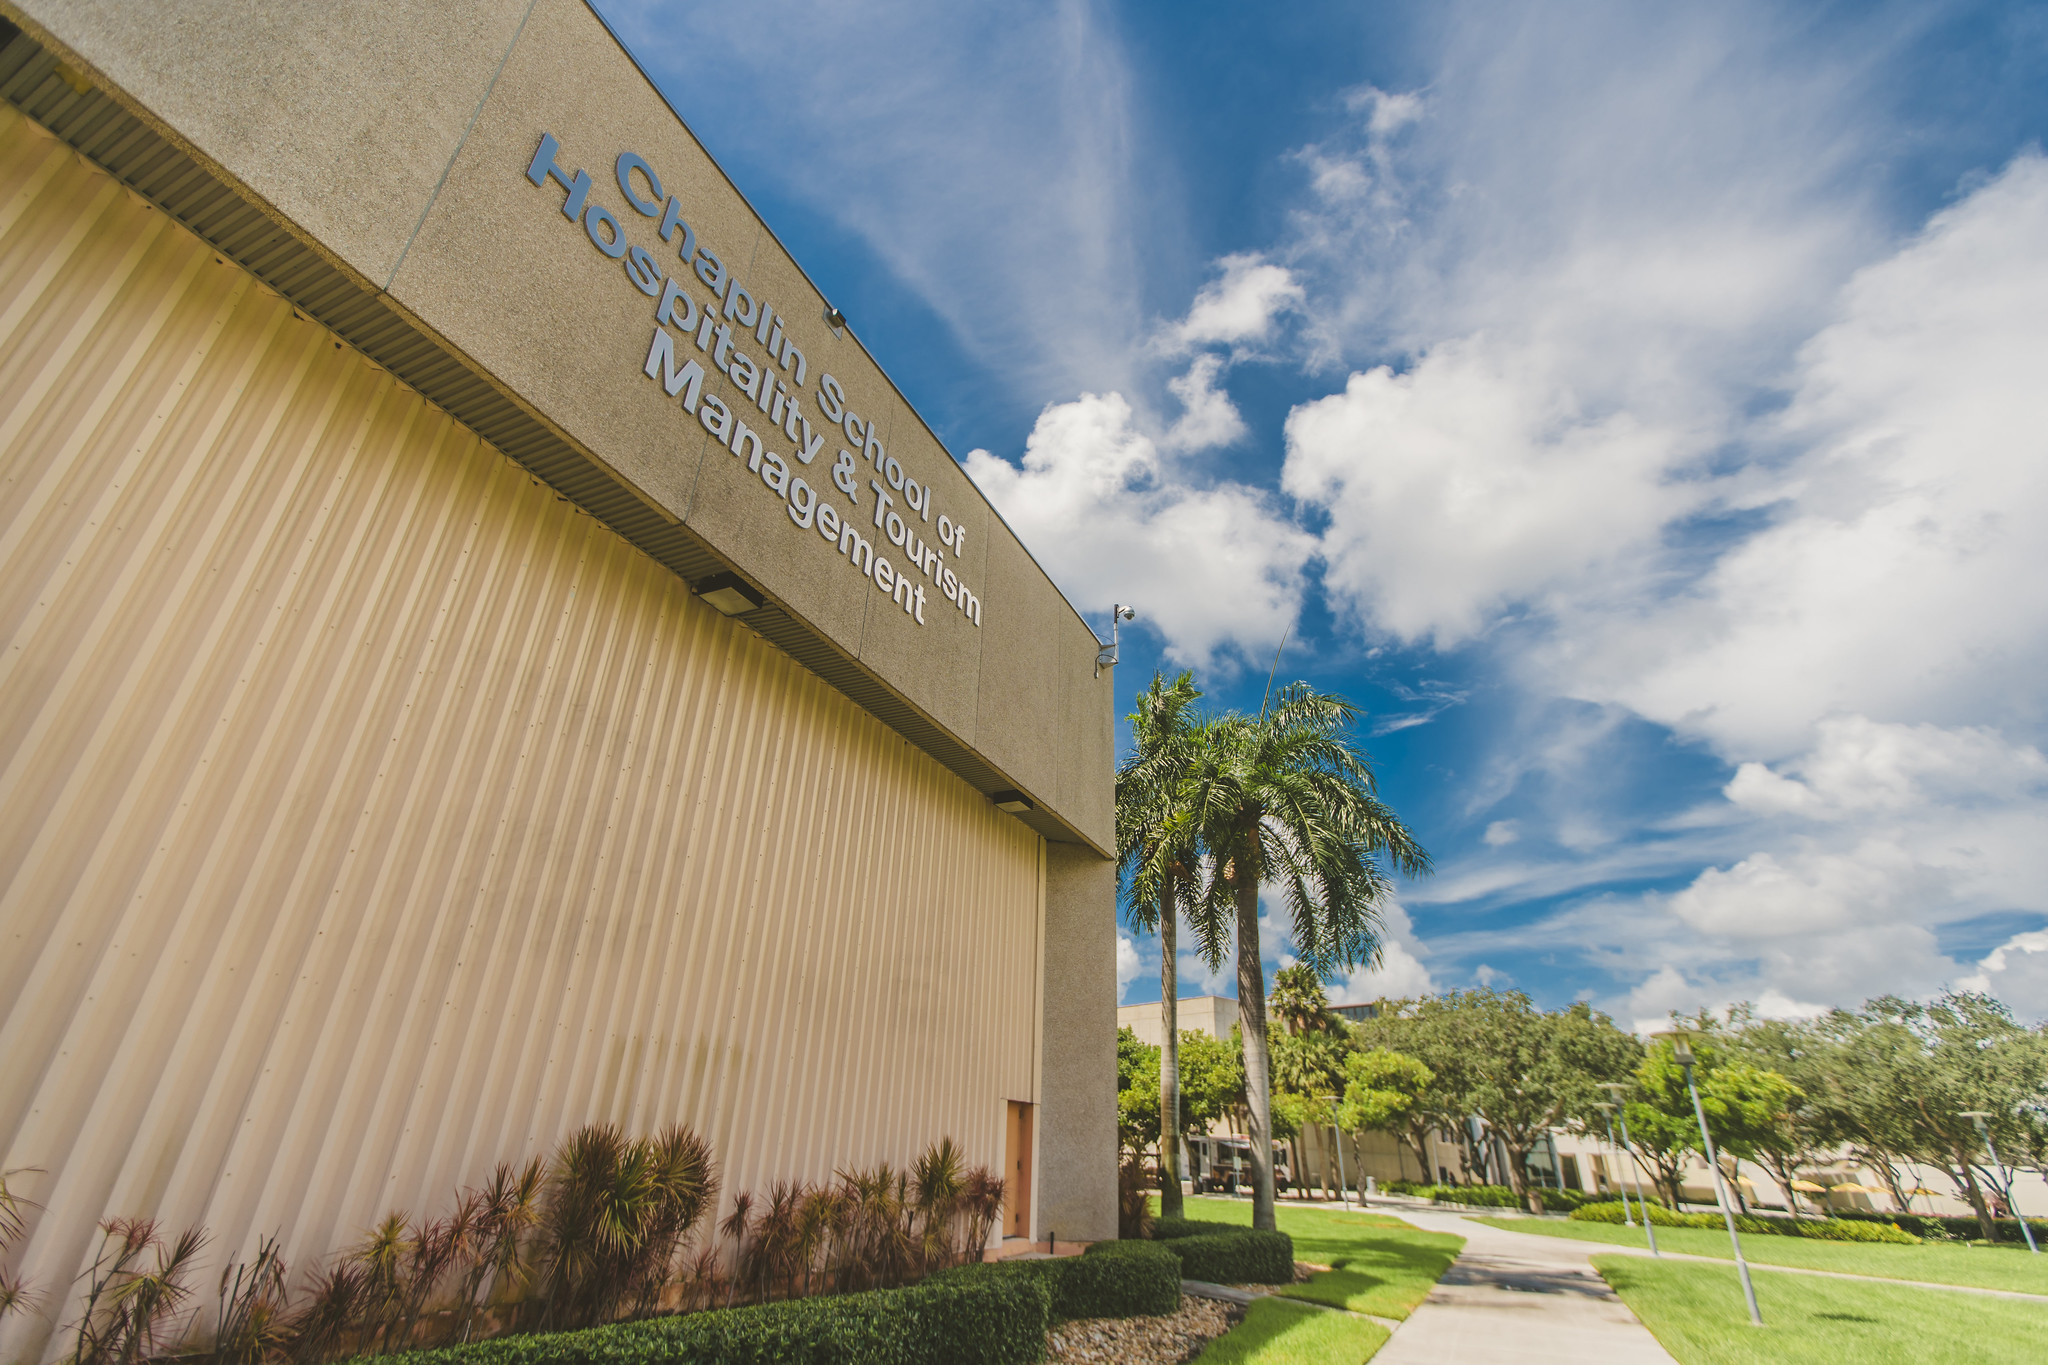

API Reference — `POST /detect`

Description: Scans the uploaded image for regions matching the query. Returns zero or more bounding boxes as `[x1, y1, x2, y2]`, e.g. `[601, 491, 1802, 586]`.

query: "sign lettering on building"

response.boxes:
[525, 134, 983, 630]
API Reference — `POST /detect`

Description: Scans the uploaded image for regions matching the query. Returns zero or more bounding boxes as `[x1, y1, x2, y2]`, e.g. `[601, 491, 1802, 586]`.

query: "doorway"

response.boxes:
[1004, 1101, 1034, 1239]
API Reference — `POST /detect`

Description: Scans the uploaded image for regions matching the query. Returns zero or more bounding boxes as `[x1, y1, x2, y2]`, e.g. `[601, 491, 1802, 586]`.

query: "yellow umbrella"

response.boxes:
[1828, 1183, 1874, 1194]
[1790, 1180, 1828, 1193]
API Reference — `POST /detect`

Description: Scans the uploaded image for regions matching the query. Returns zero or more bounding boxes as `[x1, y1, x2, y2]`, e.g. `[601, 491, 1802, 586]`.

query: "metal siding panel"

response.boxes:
[0, 110, 1042, 1364]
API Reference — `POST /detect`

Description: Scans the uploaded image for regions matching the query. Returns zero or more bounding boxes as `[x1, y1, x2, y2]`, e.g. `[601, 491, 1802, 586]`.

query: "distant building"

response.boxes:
[1117, 995, 1239, 1047]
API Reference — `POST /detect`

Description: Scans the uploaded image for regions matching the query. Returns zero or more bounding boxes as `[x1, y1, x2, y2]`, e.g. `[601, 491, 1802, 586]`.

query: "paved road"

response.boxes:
[1366, 1206, 1678, 1365]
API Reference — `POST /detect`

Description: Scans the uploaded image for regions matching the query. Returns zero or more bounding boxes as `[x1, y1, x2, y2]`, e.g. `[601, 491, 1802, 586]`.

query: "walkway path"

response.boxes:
[1362, 1206, 1678, 1364]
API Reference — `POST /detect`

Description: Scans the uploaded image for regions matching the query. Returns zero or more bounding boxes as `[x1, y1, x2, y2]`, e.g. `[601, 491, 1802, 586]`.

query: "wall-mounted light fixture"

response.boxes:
[822, 305, 846, 331]
[989, 790, 1034, 814]
[694, 571, 764, 616]
[1095, 604, 1135, 678]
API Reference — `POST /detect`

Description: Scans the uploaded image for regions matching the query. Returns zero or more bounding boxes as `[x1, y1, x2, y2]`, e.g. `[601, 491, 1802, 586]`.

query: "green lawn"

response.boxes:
[1595, 1255, 2048, 1364]
[1467, 1215, 2048, 1296]
[1175, 1196, 1465, 1320]
[1192, 1297, 1390, 1365]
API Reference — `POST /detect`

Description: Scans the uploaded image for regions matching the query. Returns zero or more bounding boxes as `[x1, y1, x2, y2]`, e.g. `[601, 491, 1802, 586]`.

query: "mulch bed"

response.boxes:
[1046, 1293, 1243, 1364]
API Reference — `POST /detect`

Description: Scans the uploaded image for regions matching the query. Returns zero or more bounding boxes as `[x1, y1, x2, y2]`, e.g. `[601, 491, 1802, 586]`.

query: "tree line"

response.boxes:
[1118, 976, 2048, 1239]
[1115, 669, 2046, 1240]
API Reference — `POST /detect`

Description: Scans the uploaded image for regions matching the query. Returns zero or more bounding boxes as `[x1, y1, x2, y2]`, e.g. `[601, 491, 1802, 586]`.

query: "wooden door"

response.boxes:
[1004, 1101, 1034, 1239]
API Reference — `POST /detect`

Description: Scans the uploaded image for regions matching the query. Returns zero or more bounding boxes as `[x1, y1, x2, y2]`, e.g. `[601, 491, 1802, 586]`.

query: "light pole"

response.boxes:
[1324, 1095, 1350, 1209]
[1593, 1102, 1637, 1228]
[1599, 1082, 1658, 1257]
[1960, 1111, 2039, 1254]
[1655, 1028, 1761, 1325]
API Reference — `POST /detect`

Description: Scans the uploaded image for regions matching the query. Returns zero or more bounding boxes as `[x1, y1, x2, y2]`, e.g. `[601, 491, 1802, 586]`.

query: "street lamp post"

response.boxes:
[1600, 1081, 1658, 1257]
[1960, 1111, 2039, 1254]
[1593, 1102, 1637, 1228]
[1656, 1028, 1761, 1326]
[1324, 1095, 1350, 1209]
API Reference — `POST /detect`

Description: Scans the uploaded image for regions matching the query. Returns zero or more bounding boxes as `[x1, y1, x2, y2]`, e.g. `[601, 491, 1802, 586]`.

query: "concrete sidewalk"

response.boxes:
[1367, 1207, 1677, 1364]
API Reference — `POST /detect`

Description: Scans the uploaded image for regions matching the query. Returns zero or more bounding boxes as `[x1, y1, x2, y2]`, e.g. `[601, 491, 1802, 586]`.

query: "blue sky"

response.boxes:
[600, 0, 2048, 1026]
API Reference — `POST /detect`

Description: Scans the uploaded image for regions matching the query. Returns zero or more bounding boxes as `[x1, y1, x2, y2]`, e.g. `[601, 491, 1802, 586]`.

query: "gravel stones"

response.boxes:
[1045, 1292, 1243, 1364]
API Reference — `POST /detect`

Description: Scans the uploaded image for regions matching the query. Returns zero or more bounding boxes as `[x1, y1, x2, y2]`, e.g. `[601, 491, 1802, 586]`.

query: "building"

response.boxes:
[0, 4, 1115, 1356]
[1117, 995, 1239, 1050]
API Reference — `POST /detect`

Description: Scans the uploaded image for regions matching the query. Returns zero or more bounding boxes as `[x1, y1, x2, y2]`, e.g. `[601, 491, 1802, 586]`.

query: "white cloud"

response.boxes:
[1175, 949, 1234, 1000]
[1167, 253, 1303, 352]
[1482, 821, 1520, 847]
[1344, 86, 1424, 138]
[1283, 338, 1700, 646]
[965, 392, 1312, 667]
[1333, 900, 1437, 1003]
[1567, 154, 2048, 758]
[1960, 932, 2048, 1022]
[1162, 354, 1247, 452]
[1723, 717, 2048, 819]
[1327, 149, 2048, 1020]
[1116, 933, 1143, 1002]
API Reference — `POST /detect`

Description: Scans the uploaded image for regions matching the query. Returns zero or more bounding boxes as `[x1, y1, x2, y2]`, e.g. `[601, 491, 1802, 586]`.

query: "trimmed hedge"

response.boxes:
[1569, 1200, 1919, 1244]
[933, 1241, 1180, 1322]
[1391, 1183, 1619, 1213]
[1165, 1230, 1296, 1284]
[1150, 1218, 1243, 1241]
[1834, 1209, 2048, 1244]
[356, 1277, 1050, 1365]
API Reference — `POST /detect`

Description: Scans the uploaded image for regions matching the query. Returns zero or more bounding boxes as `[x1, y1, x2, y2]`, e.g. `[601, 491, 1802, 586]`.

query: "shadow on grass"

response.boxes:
[1194, 1298, 1391, 1365]
[1595, 1255, 2048, 1365]
[1277, 1237, 1462, 1320]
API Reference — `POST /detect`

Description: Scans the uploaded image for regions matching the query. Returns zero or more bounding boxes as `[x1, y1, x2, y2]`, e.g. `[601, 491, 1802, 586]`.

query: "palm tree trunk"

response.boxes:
[1235, 872, 1278, 1232]
[1158, 872, 1184, 1220]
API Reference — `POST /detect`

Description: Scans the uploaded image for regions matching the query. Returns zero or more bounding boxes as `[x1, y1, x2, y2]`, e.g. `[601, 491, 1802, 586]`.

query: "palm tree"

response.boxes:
[1271, 964, 1334, 1035]
[1116, 671, 1204, 1220]
[1179, 682, 1430, 1231]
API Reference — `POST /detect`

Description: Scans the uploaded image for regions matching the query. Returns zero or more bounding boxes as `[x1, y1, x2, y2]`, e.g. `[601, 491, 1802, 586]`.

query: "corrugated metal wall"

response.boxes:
[0, 108, 1043, 1357]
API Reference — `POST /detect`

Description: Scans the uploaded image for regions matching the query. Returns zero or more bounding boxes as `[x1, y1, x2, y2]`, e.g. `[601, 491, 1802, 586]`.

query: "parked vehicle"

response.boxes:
[1189, 1136, 1291, 1193]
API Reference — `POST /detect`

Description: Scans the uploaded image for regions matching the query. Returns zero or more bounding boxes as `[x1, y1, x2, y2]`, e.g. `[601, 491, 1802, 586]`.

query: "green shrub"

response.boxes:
[932, 1241, 1178, 1322]
[1072, 1242, 1182, 1317]
[1567, 1201, 1918, 1244]
[1165, 1229, 1295, 1284]
[1413, 1183, 1617, 1213]
[357, 1276, 1050, 1365]
[1833, 1210, 2048, 1244]
[1149, 1217, 1242, 1241]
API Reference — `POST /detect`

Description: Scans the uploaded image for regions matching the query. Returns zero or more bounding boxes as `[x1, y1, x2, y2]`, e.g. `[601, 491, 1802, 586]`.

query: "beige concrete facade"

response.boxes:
[0, 5, 1115, 1356]
[4, 0, 1112, 851]
[1117, 994, 1241, 1049]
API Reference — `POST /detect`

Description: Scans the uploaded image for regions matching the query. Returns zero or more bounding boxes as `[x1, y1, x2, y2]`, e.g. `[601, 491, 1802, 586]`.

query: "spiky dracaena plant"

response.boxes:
[538, 1126, 662, 1327]
[388, 1214, 459, 1351]
[716, 1193, 753, 1308]
[741, 1183, 803, 1303]
[287, 1264, 365, 1365]
[681, 1244, 724, 1314]
[794, 1187, 835, 1298]
[347, 1213, 409, 1354]
[960, 1167, 1005, 1263]
[0, 1168, 41, 1323]
[627, 1126, 715, 1317]
[910, 1139, 965, 1271]
[214, 1237, 292, 1365]
[457, 1158, 543, 1340]
[70, 1218, 207, 1365]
